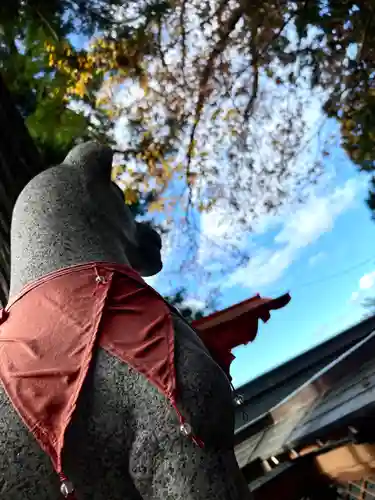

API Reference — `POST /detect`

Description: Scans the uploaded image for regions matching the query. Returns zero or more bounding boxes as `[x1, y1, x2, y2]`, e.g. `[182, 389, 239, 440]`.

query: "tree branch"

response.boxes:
[199, 0, 228, 31]
[262, 11, 294, 53]
[179, 0, 188, 83]
[244, 23, 260, 123]
[157, 18, 180, 86]
[186, 7, 243, 178]
[33, 7, 59, 41]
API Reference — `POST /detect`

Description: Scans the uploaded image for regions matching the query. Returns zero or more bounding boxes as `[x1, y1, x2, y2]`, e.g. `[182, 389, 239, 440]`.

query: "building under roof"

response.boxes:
[229, 314, 375, 499]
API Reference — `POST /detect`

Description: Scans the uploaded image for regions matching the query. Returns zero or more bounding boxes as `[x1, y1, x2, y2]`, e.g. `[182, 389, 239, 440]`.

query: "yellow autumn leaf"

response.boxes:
[212, 109, 220, 120]
[73, 79, 87, 98]
[149, 199, 165, 213]
[111, 164, 123, 181]
[44, 42, 55, 53]
[175, 162, 184, 172]
[95, 95, 109, 107]
[104, 108, 116, 119]
[140, 73, 149, 94]
[161, 158, 172, 172]
[147, 157, 157, 174]
[124, 187, 138, 205]
[206, 199, 217, 211]
[198, 201, 206, 212]
[224, 109, 238, 120]
[159, 161, 173, 184]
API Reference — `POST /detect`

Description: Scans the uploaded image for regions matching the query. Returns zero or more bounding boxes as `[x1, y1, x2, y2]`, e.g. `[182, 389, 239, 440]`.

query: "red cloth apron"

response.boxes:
[0, 262, 290, 498]
[0, 262, 183, 498]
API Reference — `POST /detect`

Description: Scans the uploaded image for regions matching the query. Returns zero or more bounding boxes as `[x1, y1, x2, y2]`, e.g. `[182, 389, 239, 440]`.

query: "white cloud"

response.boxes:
[359, 271, 375, 290]
[225, 178, 361, 290]
[182, 297, 206, 311]
[274, 179, 358, 248]
[349, 271, 375, 304]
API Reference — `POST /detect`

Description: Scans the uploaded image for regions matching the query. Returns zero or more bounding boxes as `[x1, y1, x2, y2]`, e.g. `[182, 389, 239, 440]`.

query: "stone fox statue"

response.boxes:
[0, 142, 289, 499]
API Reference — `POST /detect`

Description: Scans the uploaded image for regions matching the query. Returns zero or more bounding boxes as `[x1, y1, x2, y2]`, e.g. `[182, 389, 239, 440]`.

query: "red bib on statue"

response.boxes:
[0, 263, 179, 478]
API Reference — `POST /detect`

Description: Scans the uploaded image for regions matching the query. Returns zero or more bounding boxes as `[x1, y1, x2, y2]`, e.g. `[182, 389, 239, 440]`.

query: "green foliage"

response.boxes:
[308, 1, 375, 213]
[0, 15, 89, 164]
[164, 288, 205, 323]
[2, 0, 375, 222]
[0, 0, 164, 205]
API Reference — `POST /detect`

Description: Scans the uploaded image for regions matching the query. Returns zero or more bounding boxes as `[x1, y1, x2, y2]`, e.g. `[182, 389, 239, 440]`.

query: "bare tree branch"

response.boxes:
[186, 7, 243, 179]
[157, 18, 180, 86]
[33, 7, 60, 41]
[244, 24, 260, 123]
[179, 0, 188, 84]
[198, 0, 228, 31]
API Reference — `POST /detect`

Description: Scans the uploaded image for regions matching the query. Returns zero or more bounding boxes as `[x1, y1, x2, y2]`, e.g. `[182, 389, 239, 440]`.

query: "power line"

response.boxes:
[269, 256, 375, 295]
[296, 256, 375, 290]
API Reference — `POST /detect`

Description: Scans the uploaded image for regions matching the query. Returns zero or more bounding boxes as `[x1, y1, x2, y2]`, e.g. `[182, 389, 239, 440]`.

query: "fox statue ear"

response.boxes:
[63, 141, 113, 182]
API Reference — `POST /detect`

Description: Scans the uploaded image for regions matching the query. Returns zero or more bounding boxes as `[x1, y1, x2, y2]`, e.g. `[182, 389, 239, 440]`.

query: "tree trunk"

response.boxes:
[0, 74, 44, 306]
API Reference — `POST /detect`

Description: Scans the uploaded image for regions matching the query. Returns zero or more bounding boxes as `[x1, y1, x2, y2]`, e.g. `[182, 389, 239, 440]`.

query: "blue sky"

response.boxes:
[148, 120, 375, 388]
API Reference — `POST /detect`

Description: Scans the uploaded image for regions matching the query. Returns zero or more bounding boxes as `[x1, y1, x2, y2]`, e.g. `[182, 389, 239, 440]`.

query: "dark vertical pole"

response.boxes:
[0, 74, 44, 305]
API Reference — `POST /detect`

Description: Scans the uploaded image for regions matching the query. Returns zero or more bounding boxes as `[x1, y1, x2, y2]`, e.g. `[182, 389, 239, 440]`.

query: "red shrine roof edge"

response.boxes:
[191, 292, 291, 331]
